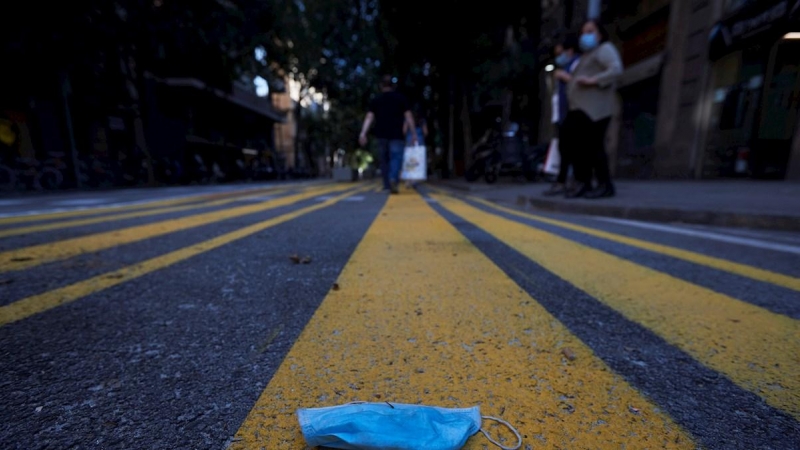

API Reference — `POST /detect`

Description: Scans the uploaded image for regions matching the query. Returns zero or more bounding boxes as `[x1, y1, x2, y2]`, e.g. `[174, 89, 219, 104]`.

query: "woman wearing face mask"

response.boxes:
[543, 34, 581, 196]
[562, 19, 623, 199]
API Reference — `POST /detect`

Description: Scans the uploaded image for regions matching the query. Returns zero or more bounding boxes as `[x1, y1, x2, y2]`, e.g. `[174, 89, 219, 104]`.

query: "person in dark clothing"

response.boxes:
[359, 75, 417, 194]
[543, 33, 581, 197]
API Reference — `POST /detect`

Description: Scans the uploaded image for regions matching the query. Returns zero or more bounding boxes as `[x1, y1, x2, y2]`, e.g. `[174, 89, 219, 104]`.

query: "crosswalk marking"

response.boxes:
[0, 185, 290, 223]
[231, 191, 693, 449]
[0, 183, 349, 274]
[462, 194, 800, 292]
[1, 183, 797, 449]
[0, 185, 372, 327]
[0, 187, 293, 239]
[433, 192, 800, 419]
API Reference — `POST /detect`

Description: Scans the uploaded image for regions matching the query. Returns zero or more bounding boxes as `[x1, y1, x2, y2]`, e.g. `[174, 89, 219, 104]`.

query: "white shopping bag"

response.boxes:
[401, 145, 427, 180]
[543, 138, 560, 175]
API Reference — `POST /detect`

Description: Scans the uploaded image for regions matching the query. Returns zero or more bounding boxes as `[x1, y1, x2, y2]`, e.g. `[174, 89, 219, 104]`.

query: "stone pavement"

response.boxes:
[431, 178, 800, 231]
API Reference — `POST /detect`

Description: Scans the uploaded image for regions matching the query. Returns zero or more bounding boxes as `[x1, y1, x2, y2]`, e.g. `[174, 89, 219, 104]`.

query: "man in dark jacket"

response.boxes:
[359, 75, 417, 194]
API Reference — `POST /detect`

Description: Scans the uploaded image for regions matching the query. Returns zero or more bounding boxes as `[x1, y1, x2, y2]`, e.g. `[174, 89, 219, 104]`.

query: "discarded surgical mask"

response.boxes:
[296, 401, 522, 450]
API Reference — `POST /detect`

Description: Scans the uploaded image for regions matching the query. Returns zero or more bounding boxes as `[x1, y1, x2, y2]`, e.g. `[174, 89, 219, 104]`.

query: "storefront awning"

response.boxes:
[709, 0, 800, 60]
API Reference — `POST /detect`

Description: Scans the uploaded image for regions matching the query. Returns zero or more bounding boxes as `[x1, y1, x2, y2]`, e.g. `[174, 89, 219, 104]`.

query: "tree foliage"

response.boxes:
[1, 0, 541, 173]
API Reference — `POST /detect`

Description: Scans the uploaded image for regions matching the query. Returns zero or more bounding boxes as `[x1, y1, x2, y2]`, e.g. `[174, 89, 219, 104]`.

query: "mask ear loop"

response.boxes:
[480, 415, 522, 450]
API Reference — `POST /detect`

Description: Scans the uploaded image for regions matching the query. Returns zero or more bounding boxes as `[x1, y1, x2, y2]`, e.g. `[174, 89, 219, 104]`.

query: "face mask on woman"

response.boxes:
[555, 53, 570, 67]
[580, 33, 598, 52]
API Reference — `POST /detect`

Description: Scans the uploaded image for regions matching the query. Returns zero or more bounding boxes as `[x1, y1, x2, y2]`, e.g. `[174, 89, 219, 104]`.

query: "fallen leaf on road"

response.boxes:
[301, 256, 312, 264]
[332, 283, 340, 291]
[289, 254, 301, 264]
[34, 406, 43, 413]
[561, 347, 576, 361]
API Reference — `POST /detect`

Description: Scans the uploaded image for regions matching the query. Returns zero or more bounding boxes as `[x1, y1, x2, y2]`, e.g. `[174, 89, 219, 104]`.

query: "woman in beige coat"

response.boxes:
[560, 19, 623, 199]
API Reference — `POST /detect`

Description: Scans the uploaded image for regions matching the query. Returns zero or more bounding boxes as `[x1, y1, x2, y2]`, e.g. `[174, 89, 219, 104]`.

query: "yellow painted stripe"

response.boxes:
[0, 184, 371, 327]
[433, 192, 800, 419]
[0, 183, 350, 274]
[0, 184, 306, 226]
[460, 193, 800, 292]
[231, 192, 693, 449]
[0, 186, 301, 239]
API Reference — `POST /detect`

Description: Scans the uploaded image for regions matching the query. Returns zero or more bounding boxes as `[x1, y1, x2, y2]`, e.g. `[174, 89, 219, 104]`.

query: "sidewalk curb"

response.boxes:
[429, 181, 800, 232]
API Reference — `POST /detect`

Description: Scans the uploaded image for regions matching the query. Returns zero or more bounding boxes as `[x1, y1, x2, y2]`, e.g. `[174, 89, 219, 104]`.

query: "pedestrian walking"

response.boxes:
[359, 75, 417, 194]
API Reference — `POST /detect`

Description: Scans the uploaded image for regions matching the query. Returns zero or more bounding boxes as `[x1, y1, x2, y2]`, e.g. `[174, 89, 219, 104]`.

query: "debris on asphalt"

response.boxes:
[10, 257, 33, 262]
[561, 347, 576, 361]
[628, 405, 641, 415]
[290, 254, 312, 264]
[332, 283, 340, 291]
[257, 325, 284, 353]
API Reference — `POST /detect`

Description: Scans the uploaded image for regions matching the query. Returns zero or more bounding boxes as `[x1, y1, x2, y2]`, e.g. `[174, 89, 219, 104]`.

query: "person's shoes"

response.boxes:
[542, 184, 566, 196]
[565, 183, 591, 198]
[584, 183, 615, 199]
[390, 181, 399, 194]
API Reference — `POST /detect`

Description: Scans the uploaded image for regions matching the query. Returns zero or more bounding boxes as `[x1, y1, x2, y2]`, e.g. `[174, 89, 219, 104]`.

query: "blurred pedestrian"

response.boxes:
[359, 75, 417, 194]
[543, 33, 581, 197]
[564, 19, 623, 199]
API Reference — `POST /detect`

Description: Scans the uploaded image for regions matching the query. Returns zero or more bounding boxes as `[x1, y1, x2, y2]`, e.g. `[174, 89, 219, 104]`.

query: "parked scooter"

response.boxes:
[465, 119, 545, 183]
[465, 120, 503, 183]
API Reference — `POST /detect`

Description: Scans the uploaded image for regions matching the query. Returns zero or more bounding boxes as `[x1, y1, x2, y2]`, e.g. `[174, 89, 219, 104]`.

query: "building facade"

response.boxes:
[704, 0, 800, 179]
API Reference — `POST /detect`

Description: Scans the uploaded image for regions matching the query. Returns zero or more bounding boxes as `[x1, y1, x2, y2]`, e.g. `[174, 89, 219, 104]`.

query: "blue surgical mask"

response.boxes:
[297, 401, 522, 450]
[580, 32, 598, 52]
[555, 53, 570, 67]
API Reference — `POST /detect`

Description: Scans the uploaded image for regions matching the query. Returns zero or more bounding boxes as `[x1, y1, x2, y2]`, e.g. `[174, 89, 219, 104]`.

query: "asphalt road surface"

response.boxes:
[1, 181, 798, 449]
